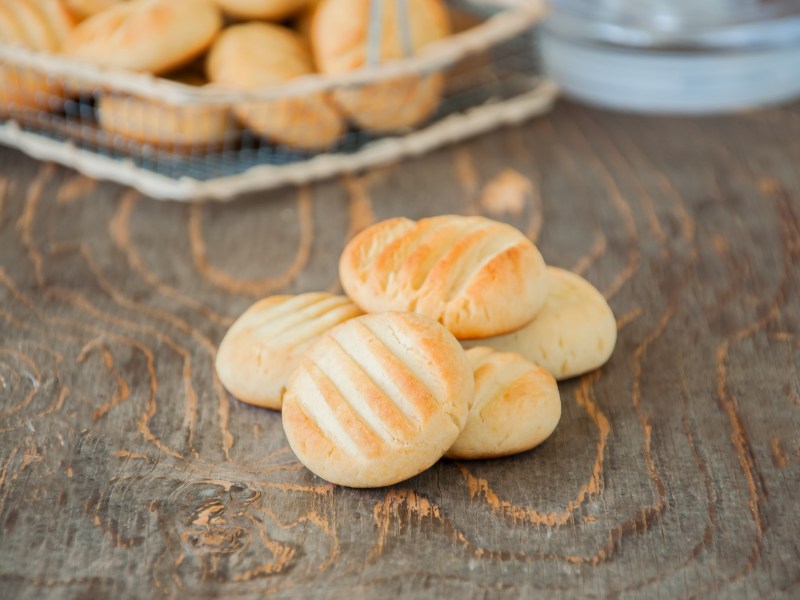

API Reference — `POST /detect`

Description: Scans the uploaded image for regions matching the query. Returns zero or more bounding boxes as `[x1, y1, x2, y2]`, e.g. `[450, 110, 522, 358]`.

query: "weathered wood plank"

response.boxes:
[0, 100, 799, 598]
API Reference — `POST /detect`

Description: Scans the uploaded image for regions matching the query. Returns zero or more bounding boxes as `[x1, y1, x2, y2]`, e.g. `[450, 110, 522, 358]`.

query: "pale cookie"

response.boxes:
[0, 6, 20, 44]
[64, 0, 124, 20]
[446, 347, 561, 460]
[332, 74, 444, 133]
[282, 312, 473, 488]
[97, 72, 235, 150]
[64, 0, 222, 74]
[292, 0, 319, 39]
[0, 66, 61, 113]
[462, 267, 617, 380]
[0, 1, 77, 52]
[3, 0, 58, 52]
[34, 0, 77, 48]
[310, 0, 450, 131]
[0, 1, 76, 112]
[339, 215, 549, 339]
[216, 293, 363, 410]
[214, 0, 310, 21]
[206, 22, 344, 150]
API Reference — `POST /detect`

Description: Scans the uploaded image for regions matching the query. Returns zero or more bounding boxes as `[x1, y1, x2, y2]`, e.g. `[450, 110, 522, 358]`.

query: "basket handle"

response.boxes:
[367, 0, 414, 67]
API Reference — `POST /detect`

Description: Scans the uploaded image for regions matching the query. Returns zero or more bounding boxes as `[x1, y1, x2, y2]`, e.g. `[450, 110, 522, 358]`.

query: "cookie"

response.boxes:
[64, 0, 124, 20]
[292, 0, 318, 39]
[281, 312, 473, 487]
[339, 215, 549, 339]
[333, 74, 444, 133]
[0, 0, 76, 112]
[214, 0, 310, 21]
[206, 22, 344, 150]
[35, 0, 76, 48]
[3, 0, 58, 52]
[445, 347, 561, 460]
[0, 66, 61, 113]
[462, 267, 617, 380]
[0, 0, 76, 50]
[310, 0, 450, 131]
[97, 72, 235, 150]
[216, 293, 363, 410]
[64, 0, 222, 74]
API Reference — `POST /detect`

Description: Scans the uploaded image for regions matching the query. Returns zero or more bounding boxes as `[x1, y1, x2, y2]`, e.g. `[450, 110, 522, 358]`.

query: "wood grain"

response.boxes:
[1, 100, 799, 598]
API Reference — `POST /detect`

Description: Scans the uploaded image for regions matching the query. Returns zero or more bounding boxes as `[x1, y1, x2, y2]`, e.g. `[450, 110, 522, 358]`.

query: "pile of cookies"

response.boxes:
[216, 215, 617, 487]
[0, 0, 453, 151]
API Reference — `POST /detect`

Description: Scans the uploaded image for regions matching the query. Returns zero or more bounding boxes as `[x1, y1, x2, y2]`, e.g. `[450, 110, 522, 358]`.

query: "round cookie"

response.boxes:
[64, 0, 222, 74]
[446, 347, 561, 460]
[462, 267, 617, 380]
[333, 74, 444, 133]
[0, 1, 77, 53]
[4, 0, 59, 52]
[0, 0, 76, 112]
[35, 0, 77, 47]
[0, 6, 21, 44]
[0, 67, 62, 113]
[292, 0, 319, 39]
[214, 0, 310, 21]
[64, 0, 124, 20]
[282, 312, 474, 488]
[216, 293, 363, 410]
[310, 0, 451, 131]
[206, 22, 344, 150]
[97, 73, 235, 150]
[339, 215, 549, 339]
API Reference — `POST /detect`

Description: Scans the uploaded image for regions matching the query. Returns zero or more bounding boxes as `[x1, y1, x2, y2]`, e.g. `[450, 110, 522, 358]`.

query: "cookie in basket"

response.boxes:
[281, 312, 473, 487]
[339, 215, 549, 339]
[462, 267, 617, 380]
[310, 0, 451, 132]
[292, 0, 318, 39]
[206, 22, 344, 150]
[0, 0, 76, 112]
[64, 0, 221, 74]
[64, 0, 123, 20]
[445, 347, 561, 460]
[96, 71, 236, 151]
[216, 293, 363, 410]
[214, 0, 311, 21]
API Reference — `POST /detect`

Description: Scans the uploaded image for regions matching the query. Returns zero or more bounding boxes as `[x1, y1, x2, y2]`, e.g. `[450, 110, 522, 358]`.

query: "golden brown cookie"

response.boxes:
[206, 22, 344, 150]
[311, 0, 451, 131]
[214, 0, 310, 21]
[215, 293, 364, 410]
[64, 0, 124, 20]
[462, 268, 617, 380]
[64, 0, 222, 74]
[292, 0, 318, 39]
[339, 215, 549, 339]
[4, 0, 58, 52]
[0, 0, 76, 51]
[446, 347, 561, 460]
[0, 0, 76, 112]
[97, 72, 235, 150]
[282, 312, 473, 487]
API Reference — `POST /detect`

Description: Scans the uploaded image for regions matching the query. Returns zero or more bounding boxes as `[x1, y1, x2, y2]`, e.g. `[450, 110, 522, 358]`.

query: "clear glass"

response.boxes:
[541, 0, 800, 113]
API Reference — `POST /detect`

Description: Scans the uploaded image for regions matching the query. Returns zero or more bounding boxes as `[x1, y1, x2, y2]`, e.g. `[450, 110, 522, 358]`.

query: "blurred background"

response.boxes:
[0, 0, 795, 199]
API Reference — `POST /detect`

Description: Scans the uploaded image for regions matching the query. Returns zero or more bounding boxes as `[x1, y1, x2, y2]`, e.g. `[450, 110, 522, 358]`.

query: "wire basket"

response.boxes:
[0, 0, 557, 201]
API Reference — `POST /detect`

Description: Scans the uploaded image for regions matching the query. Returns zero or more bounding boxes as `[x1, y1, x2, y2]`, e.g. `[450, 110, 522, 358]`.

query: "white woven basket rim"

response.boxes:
[0, 82, 559, 201]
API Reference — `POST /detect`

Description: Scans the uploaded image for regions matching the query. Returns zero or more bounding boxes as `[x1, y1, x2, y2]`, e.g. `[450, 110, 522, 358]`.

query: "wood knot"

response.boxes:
[187, 526, 248, 555]
[180, 482, 262, 557]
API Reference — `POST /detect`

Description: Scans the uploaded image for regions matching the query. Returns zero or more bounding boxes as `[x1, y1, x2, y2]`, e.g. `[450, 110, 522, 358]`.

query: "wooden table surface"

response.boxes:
[0, 99, 798, 599]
